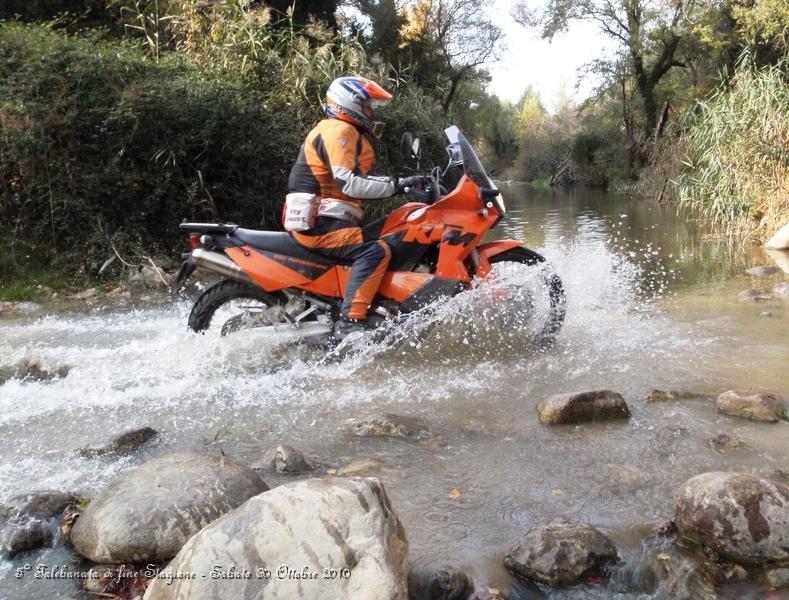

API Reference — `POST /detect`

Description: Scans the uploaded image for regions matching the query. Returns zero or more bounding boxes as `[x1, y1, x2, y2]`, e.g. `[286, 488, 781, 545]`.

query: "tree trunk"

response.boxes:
[442, 72, 464, 114]
[632, 60, 658, 137]
[654, 101, 670, 140]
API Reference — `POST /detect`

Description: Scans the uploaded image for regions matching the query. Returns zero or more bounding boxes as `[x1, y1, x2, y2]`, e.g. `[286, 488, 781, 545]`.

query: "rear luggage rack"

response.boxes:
[179, 222, 238, 233]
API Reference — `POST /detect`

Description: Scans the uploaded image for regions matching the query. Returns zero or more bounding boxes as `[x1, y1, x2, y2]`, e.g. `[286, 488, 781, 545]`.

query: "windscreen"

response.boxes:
[457, 131, 495, 191]
[454, 130, 505, 214]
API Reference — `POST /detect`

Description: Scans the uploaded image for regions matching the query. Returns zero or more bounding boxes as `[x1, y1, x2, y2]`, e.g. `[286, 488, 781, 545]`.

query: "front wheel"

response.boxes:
[487, 247, 566, 340]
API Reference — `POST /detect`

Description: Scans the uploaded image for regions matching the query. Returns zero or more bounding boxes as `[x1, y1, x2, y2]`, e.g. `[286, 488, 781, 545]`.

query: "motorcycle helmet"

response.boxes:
[324, 76, 392, 138]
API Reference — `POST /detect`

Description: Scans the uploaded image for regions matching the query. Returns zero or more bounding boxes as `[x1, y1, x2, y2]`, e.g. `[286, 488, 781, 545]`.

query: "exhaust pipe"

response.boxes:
[192, 248, 254, 285]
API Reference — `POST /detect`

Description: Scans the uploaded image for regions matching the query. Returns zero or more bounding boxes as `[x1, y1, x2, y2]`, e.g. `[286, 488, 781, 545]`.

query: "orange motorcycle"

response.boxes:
[172, 127, 565, 342]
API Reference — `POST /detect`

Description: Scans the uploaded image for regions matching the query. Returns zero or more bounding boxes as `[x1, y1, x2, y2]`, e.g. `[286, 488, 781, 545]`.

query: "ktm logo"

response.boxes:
[403, 224, 475, 247]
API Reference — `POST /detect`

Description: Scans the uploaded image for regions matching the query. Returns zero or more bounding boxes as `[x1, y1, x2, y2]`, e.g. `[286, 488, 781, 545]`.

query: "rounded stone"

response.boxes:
[70, 452, 267, 563]
[673, 472, 789, 565]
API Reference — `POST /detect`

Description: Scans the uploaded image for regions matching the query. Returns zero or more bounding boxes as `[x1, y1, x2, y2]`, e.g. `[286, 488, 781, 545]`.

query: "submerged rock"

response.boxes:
[70, 452, 267, 563]
[773, 281, 789, 300]
[613, 533, 717, 600]
[353, 413, 431, 438]
[503, 518, 618, 587]
[78, 426, 158, 458]
[746, 265, 779, 277]
[769, 469, 789, 485]
[144, 477, 409, 600]
[0, 301, 42, 315]
[408, 567, 471, 600]
[602, 463, 652, 491]
[709, 433, 746, 452]
[0, 491, 78, 558]
[249, 444, 314, 474]
[537, 390, 630, 425]
[336, 458, 383, 477]
[716, 389, 786, 423]
[738, 288, 773, 302]
[645, 389, 707, 403]
[673, 472, 789, 565]
[0, 353, 70, 385]
[766, 567, 789, 588]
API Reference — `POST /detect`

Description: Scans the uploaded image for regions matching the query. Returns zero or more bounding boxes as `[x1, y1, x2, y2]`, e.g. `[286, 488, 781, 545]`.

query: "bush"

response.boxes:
[0, 22, 447, 276]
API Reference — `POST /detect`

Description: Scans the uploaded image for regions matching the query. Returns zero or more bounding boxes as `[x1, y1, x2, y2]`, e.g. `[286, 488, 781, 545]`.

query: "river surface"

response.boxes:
[1, 186, 787, 599]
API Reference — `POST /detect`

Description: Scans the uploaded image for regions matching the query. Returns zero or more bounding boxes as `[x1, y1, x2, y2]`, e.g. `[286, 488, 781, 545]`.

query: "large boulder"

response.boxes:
[0, 491, 78, 558]
[144, 477, 409, 600]
[673, 472, 789, 565]
[765, 223, 789, 250]
[70, 452, 267, 563]
[537, 390, 630, 425]
[716, 389, 786, 423]
[503, 518, 618, 587]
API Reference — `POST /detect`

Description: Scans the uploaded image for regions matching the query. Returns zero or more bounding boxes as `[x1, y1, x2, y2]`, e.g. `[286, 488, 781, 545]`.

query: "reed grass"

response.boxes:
[675, 53, 788, 239]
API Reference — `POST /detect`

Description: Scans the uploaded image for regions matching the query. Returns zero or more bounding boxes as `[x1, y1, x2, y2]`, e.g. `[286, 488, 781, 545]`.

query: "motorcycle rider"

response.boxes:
[286, 76, 422, 339]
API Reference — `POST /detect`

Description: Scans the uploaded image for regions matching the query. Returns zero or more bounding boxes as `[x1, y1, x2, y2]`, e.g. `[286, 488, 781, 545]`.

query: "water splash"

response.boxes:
[0, 222, 785, 599]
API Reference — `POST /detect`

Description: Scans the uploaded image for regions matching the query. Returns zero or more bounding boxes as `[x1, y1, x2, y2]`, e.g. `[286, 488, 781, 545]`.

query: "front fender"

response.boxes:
[476, 241, 543, 277]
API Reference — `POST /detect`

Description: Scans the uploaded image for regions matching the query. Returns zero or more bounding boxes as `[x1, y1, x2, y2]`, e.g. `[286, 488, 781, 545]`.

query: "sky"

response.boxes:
[486, 0, 618, 112]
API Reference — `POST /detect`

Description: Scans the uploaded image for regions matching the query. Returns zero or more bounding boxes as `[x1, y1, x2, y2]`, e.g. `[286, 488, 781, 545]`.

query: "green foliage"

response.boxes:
[675, 53, 788, 235]
[733, 0, 789, 56]
[0, 21, 447, 274]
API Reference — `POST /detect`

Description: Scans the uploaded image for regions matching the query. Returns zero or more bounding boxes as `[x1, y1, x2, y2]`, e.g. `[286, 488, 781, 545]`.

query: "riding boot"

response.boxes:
[333, 318, 368, 340]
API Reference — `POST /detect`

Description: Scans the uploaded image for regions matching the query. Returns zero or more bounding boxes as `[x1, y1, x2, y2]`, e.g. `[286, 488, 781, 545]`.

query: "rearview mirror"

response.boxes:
[400, 131, 421, 161]
[401, 132, 414, 159]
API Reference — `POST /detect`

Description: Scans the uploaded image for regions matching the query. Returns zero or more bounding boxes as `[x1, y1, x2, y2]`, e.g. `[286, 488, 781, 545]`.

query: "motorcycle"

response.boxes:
[172, 126, 565, 343]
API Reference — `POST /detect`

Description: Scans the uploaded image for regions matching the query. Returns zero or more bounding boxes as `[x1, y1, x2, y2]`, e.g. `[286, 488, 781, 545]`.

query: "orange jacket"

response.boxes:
[288, 119, 395, 209]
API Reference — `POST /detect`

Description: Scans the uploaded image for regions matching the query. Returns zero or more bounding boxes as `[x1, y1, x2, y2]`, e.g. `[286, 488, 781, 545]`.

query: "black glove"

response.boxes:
[396, 175, 426, 193]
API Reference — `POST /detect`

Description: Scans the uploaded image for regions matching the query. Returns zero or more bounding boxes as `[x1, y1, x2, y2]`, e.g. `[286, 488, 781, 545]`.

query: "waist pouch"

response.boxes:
[284, 193, 363, 231]
[317, 198, 363, 225]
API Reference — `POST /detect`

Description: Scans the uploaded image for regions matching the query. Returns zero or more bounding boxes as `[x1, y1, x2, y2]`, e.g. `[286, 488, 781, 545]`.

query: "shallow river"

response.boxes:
[1, 187, 787, 599]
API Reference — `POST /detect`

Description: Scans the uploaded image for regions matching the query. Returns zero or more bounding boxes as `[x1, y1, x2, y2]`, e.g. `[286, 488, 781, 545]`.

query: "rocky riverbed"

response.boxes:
[1, 189, 787, 599]
[2, 405, 788, 599]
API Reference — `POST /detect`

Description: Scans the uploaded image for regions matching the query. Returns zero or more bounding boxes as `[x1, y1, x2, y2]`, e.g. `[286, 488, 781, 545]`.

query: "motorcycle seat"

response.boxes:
[233, 228, 350, 266]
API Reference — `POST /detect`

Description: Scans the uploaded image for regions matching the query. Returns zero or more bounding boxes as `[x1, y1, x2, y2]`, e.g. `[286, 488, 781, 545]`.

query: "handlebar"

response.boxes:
[403, 186, 432, 203]
[402, 170, 442, 204]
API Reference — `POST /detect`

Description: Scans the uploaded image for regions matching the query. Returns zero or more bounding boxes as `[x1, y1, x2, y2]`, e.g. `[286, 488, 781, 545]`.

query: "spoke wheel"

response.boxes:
[487, 247, 566, 340]
[188, 279, 305, 337]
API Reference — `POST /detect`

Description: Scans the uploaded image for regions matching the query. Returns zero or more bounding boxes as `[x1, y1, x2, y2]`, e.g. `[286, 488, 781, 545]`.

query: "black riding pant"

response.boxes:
[291, 217, 391, 320]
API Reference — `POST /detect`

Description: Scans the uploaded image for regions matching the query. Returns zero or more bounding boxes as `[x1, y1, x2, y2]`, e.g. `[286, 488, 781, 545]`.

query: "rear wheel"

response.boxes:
[487, 247, 566, 339]
[188, 279, 290, 334]
[188, 279, 334, 340]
